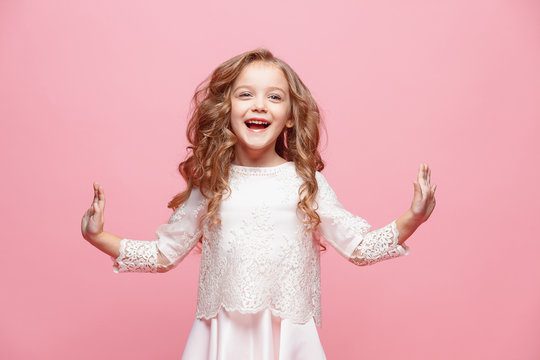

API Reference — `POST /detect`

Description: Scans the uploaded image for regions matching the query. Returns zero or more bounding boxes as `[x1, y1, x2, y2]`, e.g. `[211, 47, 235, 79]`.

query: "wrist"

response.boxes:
[86, 231, 104, 244]
[406, 208, 425, 226]
[395, 209, 423, 245]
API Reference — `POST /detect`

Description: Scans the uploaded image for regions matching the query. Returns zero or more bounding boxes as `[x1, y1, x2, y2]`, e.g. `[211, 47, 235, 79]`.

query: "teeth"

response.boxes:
[245, 120, 270, 125]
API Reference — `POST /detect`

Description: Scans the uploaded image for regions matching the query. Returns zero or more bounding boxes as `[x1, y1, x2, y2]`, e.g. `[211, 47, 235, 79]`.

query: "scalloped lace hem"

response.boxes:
[195, 303, 321, 327]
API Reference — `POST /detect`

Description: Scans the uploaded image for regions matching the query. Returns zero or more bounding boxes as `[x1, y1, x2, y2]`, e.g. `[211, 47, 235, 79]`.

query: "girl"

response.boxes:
[81, 48, 436, 359]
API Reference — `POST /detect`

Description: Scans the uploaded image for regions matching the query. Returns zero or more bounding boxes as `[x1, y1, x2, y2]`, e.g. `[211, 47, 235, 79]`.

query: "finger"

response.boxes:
[421, 163, 428, 185]
[98, 186, 106, 211]
[98, 185, 105, 201]
[93, 182, 98, 204]
[93, 201, 100, 214]
[417, 164, 423, 184]
[428, 166, 431, 185]
[428, 185, 435, 201]
[413, 181, 423, 200]
[430, 186, 436, 204]
[419, 165, 428, 188]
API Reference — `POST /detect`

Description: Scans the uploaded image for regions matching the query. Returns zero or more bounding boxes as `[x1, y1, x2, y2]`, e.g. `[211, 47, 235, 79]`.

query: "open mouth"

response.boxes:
[244, 119, 271, 130]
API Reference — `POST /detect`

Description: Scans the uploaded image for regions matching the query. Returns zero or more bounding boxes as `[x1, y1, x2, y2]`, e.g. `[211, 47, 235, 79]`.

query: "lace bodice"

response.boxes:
[111, 162, 410, 327]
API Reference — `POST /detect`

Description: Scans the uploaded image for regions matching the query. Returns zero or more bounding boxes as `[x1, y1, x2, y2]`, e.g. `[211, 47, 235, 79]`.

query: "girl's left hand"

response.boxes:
[410, 163, 436, 224]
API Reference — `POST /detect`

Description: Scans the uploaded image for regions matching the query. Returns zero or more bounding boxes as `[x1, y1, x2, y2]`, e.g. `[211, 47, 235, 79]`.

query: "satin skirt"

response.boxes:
[181, 308, 327, 360]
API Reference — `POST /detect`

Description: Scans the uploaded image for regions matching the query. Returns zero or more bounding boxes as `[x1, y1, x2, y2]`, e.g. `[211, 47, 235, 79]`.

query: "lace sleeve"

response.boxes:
[315, 171, 410, 266]
[348, 219, 410, 266]
[111, 187, 207, 273]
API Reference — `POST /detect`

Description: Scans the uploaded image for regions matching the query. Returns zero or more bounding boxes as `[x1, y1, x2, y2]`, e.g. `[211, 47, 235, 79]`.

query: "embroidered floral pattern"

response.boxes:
[195, 197, 323, 326]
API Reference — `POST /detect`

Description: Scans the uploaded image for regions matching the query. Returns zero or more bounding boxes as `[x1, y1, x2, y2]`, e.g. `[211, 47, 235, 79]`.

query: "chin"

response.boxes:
[233, 125, 280, 149]
[238, 138, 277, 151]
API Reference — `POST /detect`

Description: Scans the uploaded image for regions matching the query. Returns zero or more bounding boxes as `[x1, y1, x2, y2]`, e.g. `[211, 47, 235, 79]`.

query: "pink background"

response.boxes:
[1, 0, 539, 359]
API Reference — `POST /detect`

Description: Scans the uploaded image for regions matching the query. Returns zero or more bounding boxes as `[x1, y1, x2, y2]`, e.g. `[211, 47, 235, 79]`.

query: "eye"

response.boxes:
[269, 94, 282, 101]
[239, 92, 251, 97]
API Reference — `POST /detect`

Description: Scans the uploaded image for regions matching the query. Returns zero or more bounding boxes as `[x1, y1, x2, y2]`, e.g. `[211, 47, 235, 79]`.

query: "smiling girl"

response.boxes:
[81, 48, 436, 359]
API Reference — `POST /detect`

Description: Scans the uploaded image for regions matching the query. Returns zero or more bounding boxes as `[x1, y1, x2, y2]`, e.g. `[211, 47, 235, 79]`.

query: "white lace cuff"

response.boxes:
[111, 239, 159, 273]
[348, 219, 410, 266]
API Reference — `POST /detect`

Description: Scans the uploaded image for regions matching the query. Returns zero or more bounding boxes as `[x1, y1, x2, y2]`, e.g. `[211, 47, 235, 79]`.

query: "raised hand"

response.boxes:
[81, 182, 106, 242]
[410, 163, 436, 224]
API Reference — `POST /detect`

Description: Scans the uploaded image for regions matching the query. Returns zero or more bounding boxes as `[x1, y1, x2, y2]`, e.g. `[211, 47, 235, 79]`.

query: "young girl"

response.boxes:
[81, 48, 436, 359]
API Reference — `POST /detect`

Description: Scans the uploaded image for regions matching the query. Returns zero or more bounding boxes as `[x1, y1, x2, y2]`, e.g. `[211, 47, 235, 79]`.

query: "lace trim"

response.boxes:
[348, 220, 410, 266]
[111, 239, 158, 273]
[229, 161, 294, 176]
[195, 302, 321, 327]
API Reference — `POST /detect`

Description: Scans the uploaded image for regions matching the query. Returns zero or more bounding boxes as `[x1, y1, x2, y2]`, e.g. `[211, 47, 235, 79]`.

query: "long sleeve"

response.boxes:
[111, 187, 207, 273]
[315, 171, 410, 266]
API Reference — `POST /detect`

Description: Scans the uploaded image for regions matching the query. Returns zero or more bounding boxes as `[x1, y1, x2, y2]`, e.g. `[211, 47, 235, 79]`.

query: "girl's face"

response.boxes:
[229, 61, 293, 161]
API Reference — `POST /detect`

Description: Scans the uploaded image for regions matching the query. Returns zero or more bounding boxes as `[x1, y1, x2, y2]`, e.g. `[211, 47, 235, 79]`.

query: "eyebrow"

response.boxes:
[233, 85, 287, 93]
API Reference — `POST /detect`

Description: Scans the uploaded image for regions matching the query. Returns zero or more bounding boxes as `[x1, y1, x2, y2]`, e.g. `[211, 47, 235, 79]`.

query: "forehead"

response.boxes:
[232, 62, 289, 91]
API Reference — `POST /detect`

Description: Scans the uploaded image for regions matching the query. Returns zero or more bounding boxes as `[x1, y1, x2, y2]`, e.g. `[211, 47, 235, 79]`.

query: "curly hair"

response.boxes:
[168, 48, 328, 251]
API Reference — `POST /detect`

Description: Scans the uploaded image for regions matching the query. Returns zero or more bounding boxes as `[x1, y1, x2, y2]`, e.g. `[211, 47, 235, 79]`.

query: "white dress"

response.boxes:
[111, 161, 410, 359]
[182, 308, 326, 359]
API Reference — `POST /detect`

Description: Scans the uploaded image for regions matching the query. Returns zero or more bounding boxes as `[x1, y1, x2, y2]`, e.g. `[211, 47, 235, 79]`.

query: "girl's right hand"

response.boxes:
[81, 182, 106, 243]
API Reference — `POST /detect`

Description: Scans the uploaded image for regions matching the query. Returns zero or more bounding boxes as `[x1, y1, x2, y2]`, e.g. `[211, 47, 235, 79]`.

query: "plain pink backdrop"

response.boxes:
[1, 0, 539, 359]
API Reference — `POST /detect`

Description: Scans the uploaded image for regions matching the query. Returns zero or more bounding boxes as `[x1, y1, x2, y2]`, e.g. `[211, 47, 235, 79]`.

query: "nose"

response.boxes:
[251, 97, 267, 112]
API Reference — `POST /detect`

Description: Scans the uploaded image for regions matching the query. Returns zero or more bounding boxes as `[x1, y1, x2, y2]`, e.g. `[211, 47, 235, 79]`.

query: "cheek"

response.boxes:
[231, 100, 250, 114]
[229, 103, 243, 132]
[272, 105, 290, 121]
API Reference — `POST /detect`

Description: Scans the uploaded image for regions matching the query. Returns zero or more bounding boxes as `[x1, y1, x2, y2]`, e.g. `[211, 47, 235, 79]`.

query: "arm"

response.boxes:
[88, 231, 173, 272]
[109, 188, 207, 273]
[83, 184, 207, 273]
[317, 162, 437, 266]
[87, 231, 122, 259]
[315, 171, 410, 266]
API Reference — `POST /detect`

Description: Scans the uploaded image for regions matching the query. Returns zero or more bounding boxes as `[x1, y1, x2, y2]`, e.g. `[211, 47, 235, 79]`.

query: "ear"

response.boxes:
[286, 119, 294, 128]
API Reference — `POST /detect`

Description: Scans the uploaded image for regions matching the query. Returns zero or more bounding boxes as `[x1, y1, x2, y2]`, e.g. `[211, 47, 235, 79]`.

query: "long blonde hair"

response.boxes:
[168, 48, 328, 251]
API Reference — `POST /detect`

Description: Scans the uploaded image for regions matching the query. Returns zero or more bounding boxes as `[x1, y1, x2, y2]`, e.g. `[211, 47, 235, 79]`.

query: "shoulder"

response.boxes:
[285, 165, 326, 186]
[315, 170, 329, 185]
[189, 186, 208, 207]
[173, 186, 206, 211]
[314, 170, 338, 201]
